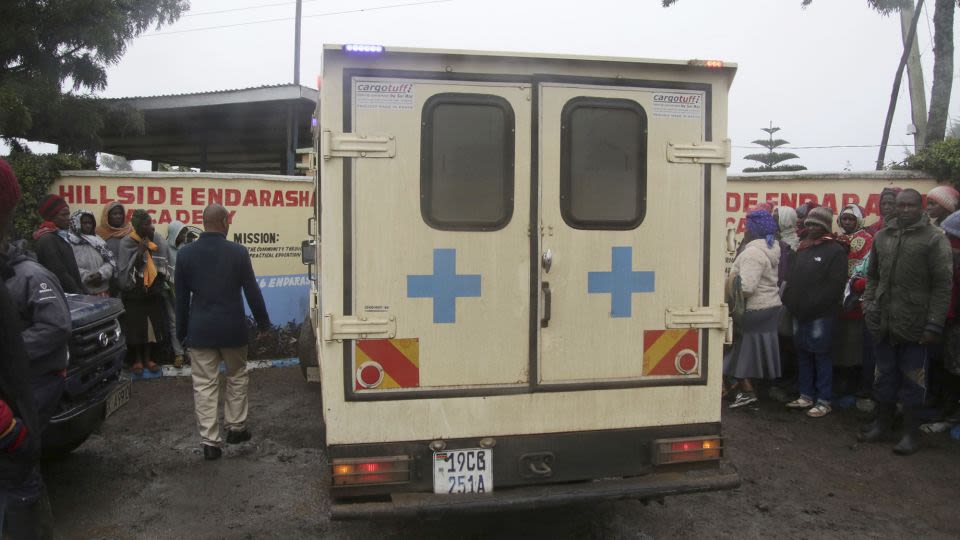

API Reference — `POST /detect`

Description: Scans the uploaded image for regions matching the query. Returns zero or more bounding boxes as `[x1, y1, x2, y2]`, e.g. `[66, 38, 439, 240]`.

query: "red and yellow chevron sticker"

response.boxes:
[643, 329, 700, 376]
[355, 338, 420, 390]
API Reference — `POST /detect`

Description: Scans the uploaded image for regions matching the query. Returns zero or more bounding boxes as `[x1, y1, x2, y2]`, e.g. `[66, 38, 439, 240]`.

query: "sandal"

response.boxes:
[173, 355, 185, 369]
[146, 360, 161, 374]
[132, 362, 144, 376]
[786, 396, 814, 409]
[806, 402, 832, 418]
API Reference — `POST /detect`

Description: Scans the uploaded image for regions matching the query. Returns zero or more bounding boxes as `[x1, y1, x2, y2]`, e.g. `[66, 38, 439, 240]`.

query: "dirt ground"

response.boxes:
[45, 366, 960, 539]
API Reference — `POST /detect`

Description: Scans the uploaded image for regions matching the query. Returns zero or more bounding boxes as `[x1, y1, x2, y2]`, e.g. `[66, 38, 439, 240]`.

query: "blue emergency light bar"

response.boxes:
[343, 44, 385, 54]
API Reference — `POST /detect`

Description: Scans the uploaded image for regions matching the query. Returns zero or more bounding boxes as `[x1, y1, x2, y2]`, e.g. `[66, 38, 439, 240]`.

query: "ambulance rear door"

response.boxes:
[345, 74, 532, 398]
[537, 80, 716, 388]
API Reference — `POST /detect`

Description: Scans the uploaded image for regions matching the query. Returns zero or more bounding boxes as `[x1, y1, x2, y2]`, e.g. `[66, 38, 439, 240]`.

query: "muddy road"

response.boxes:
[45, 367, 960, 539]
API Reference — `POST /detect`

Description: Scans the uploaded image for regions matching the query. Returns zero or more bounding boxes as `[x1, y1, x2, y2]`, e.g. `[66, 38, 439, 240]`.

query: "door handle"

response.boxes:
[541, 282, 551, 328]
[542, 248, 553, 273]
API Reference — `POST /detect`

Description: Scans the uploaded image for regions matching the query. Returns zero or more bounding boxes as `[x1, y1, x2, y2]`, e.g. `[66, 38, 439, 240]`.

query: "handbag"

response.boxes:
[726, 272, 747, 336]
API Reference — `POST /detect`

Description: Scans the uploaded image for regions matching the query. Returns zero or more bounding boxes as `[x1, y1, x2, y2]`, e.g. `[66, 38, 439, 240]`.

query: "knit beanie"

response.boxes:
[805, 206, 834, 232]
[37, 194, 68, 220]
[0, 159, 21, 221]
[928, 185, 960, 213]
[941, 210, 960, 238]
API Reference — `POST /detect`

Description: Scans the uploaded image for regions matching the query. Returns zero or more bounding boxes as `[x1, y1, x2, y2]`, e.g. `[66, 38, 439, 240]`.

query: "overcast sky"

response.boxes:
[91, 0, 960, 172]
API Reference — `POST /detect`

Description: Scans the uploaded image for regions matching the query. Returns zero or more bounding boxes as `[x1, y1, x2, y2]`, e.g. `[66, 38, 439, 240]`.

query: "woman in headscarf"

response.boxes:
[833, 204, 874, 396]
[117, 210, 171, 375]
[161, 221, 201, 369]
[67, 210, 116, 297]
[96, 201, 133, 260]
[775, 206, 799, 252]
[724, 208, 782, 409]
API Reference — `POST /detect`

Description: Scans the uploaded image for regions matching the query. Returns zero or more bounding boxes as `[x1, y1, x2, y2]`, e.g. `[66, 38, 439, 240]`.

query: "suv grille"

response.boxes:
[70, 319, 122, 361]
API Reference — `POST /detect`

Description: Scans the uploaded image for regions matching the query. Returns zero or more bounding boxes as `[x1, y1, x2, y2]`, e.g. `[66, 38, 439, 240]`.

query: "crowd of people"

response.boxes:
[0, 159, 271, 536]
[38, 195, 202, 372]
[725, 184, 960, 456]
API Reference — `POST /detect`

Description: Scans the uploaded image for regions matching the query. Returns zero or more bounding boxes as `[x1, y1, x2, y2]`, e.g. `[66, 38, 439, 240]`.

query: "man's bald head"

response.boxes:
[202, 204, 230, 233]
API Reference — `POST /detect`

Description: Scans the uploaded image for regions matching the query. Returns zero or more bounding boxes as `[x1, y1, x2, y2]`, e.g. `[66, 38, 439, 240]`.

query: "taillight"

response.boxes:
[331, 456, 413, 486]
[653, 436, 724, 465]
[687, 59, 725, 69]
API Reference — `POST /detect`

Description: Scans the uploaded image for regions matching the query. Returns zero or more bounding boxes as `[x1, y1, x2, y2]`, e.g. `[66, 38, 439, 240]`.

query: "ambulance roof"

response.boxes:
[323, 44, 737, 72]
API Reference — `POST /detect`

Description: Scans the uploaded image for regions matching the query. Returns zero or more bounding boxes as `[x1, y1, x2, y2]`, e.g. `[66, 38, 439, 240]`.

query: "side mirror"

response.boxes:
[725, 227, 737, 254]
[301, 239, 316, 265]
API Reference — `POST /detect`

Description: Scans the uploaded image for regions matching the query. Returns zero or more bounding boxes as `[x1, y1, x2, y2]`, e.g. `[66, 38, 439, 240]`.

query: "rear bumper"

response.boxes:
[331, 462, 739, 520]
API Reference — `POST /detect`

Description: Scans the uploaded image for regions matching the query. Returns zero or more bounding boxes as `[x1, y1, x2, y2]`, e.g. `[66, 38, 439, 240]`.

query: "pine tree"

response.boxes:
[742, 122, 807, 173]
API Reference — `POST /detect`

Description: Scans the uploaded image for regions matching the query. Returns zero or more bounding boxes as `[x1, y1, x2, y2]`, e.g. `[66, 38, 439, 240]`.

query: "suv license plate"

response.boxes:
[105, 379, 131, 418]
[433, 448, 493, 494]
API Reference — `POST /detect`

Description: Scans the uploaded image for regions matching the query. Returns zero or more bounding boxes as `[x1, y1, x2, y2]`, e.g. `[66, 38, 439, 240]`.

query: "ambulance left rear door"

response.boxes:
[345, 74, 532, 398]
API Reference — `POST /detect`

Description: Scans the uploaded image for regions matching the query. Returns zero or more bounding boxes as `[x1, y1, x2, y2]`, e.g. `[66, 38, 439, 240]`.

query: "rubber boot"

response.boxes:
[893, 407, 921, 456]
[3, 488, 55, 540]
[858, 402, 894, 442]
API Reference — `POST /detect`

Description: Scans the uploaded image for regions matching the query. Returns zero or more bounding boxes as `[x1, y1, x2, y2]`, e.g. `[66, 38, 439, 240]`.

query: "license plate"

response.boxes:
[433, 448, 493, 494]
[105, 379, 131, 418]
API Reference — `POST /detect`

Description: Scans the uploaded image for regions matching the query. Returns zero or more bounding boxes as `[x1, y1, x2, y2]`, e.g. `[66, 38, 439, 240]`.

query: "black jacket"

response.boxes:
[175, 232, 270, 348]
[782, 238, 848, 323]
[0, 252, 42, 488]
[4, 243, 71, 376]
[34, 231, 85, 294]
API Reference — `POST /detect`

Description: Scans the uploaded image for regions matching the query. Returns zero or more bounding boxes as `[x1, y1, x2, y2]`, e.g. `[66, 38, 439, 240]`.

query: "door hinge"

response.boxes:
[665, 305, 729, 329]
[666, 139, 731, 166]
[321, 130, 396, 160]
[322, 313, 397, 341]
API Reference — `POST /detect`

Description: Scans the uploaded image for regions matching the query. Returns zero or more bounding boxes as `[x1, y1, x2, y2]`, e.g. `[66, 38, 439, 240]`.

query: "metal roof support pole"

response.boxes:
[286, 103, 298, 175]
[294, 0, 302, 86]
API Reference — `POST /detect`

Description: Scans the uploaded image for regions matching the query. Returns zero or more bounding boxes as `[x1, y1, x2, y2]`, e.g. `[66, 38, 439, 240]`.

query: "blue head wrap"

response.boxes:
[746, 209, 778, 248]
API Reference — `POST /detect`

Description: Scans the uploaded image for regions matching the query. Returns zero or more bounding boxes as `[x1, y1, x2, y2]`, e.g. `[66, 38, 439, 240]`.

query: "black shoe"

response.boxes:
[203, 444, 222, 461]
[226, 429, 252, 444]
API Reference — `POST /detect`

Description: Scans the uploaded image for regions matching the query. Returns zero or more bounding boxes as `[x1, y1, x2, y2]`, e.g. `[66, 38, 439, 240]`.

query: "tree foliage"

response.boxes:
[3, 147, 95, 241]
[742, 123, 807, 173]
[0, 1, 189, 150]
[903, 137, 960, 182]
[99, 153, 133, 171]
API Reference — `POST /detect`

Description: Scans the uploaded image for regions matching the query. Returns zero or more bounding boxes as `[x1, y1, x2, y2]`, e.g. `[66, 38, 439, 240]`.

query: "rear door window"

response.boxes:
[560, 98, 647, 230]
[420, 93, 515, 231]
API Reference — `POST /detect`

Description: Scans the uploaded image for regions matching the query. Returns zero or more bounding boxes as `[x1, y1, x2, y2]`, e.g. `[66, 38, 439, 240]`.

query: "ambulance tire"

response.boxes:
[298, 317, 319, 381]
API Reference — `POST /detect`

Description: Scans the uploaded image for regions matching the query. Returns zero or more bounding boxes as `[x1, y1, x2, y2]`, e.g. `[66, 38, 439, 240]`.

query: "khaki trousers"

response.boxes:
[188, 346, 249, 446]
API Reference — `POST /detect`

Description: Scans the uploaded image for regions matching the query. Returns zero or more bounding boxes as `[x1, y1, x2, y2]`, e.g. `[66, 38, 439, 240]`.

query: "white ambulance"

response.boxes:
[307, 44, 740, 518]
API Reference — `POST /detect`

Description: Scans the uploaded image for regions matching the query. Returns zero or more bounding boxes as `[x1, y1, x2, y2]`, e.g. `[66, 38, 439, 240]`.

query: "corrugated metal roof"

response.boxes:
[100, 83, 318, 107]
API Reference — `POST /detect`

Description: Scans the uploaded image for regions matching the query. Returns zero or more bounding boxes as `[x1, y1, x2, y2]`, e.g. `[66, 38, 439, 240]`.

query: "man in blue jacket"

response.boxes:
[175, 204, 271, 461]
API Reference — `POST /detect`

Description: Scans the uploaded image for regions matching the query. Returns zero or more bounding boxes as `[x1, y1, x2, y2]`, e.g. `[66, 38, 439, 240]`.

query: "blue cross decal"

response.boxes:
[407, 249, 482, 324]
[587, 246, 655, 318]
